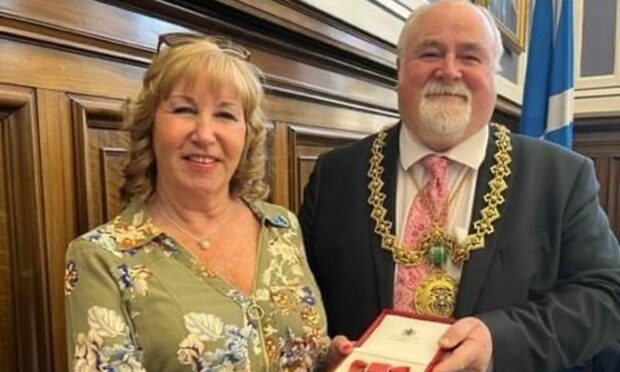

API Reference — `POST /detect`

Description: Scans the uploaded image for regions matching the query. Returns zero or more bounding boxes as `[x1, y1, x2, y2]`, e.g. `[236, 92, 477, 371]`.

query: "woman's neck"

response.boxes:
[150, 187, 238, 229]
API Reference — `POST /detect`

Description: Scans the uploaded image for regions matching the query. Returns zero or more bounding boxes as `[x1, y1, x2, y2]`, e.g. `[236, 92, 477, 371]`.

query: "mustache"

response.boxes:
[422, 81, 471, 99]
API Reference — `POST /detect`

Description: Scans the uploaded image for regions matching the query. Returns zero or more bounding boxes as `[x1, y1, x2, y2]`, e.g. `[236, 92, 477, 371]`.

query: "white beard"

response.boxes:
[417, 81, 472, 142]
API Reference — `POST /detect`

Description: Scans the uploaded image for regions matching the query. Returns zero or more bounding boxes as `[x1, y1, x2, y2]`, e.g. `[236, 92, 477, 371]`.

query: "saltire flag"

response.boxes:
[520, 0, 574, 148]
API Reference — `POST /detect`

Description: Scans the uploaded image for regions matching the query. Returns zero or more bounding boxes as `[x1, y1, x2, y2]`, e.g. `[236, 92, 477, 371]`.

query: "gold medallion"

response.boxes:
[414, 273, 458, 317]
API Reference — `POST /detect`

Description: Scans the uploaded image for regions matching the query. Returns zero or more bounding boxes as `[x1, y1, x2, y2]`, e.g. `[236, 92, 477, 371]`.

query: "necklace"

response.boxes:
[368, 123, 512, 266]
[367, 123, 512, 317]
[154, 201, 233, 250]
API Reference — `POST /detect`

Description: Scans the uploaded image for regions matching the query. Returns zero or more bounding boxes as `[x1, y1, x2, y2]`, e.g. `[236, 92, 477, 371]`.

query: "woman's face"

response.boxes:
[152, 76, 247, 200]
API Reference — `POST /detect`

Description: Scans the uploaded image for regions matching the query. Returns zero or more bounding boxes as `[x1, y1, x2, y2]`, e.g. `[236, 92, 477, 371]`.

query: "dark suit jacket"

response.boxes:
[299, 123, 620, 371]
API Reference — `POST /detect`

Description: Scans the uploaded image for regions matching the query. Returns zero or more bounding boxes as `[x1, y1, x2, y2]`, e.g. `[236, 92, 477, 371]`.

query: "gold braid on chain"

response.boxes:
[367, 123, 512, 267]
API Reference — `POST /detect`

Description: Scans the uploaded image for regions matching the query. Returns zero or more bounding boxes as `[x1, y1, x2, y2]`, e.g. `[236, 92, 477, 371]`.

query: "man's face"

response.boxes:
[397, 1, 497, 151]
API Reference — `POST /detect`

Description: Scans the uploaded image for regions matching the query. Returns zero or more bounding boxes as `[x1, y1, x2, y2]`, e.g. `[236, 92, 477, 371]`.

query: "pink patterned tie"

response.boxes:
[393, 155, 449, 314]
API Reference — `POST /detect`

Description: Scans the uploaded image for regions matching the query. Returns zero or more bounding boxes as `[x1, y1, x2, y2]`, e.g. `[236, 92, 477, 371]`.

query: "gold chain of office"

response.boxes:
[367, 123, 513, 266]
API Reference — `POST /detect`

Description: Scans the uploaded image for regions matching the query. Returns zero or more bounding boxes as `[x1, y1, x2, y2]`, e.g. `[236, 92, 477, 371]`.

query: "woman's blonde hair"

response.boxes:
[120, 36, 270, 204]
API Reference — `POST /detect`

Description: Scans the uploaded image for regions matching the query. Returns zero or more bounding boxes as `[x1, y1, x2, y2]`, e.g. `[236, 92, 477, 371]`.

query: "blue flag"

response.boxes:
[520, 0, 574, 148]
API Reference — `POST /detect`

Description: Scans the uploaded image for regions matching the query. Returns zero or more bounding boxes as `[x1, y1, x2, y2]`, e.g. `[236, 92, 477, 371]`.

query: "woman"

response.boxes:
[65, 34, 342, 371]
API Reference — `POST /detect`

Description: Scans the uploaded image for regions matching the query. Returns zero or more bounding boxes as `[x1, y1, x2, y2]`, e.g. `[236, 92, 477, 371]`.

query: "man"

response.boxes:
[299, 0, 620, 371]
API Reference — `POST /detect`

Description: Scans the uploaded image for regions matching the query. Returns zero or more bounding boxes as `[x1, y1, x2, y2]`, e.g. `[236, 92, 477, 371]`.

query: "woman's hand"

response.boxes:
[324, 335, 355, 370]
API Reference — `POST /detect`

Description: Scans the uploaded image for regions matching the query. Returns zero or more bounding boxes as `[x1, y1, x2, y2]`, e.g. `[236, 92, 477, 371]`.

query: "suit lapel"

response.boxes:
[455, 125, 510, 317]
[368, 123, 400, 310]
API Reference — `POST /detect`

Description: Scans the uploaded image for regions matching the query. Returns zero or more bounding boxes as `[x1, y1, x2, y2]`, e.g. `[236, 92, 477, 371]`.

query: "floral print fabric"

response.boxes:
[65, 200, 329, 371]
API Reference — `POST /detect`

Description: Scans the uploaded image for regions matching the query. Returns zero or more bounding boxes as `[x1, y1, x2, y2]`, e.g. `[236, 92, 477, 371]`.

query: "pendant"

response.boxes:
[418, 228, 456, 268]
[414, 273, 457, 317]
[428, 245, 449, 267]
[198, 238, 211, 250]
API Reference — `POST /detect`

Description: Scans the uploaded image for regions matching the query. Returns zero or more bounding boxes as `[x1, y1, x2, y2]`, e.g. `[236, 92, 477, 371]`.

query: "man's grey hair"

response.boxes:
[397, 0, 504, 72]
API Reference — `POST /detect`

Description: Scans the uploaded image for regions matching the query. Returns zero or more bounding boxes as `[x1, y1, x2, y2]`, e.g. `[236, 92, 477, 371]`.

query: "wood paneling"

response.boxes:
[0, 84, 50, 371]
[103, 0, 400, 113]
[0, 96, 18, 372]
[266, 94, 396, 133]
[255, 49, 398, 112]
[36, 89, 76, 372]
[112, 0, 397, 77]
[70, 95, 128, 232]
[0, 38, 144, 99]
[0, 0, 186, 62]
[284, 124, 367, 212]
[211, 0, 397, 66]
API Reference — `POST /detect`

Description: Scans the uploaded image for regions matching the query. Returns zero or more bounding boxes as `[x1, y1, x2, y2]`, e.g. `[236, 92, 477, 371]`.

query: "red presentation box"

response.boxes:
[332, 310, 454, 372]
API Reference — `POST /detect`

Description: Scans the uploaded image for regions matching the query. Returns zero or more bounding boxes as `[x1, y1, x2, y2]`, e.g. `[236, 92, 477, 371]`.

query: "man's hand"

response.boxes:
[433, 317, 493, 372]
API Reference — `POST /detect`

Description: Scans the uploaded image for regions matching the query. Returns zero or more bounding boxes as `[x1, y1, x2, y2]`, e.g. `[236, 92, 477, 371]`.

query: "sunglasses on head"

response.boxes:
[156, 32, 251, 61]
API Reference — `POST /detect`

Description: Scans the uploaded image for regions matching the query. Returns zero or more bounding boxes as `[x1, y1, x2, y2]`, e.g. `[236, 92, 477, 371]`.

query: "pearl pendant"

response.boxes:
[198, 238, 211, 250]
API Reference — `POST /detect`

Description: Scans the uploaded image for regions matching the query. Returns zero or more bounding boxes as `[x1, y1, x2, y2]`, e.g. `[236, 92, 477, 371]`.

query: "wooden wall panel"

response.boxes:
[0, 84, 49, 372]
[284, 124, 367, 212]
[0, 39, 144, 99]
[0, 102, 18, 372]
[36, 89, 77, 372]
[198, 0, 398, 66]
[100, 0, 400, 117]
[112, 0, 397, 80]
[266, 94, 396, 133]
[0, 0, 186, 63]
[70, 95, 127, 232]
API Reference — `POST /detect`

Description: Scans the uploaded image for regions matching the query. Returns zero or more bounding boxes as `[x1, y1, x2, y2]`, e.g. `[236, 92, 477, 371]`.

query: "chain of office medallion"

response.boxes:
[367, 123, 512, 266]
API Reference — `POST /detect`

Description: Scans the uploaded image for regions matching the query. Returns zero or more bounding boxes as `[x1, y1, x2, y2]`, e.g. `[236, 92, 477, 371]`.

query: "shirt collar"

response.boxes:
[109, 202, 160, 251]
[399, 123, 489, 171]
[116, 198, 291, 251]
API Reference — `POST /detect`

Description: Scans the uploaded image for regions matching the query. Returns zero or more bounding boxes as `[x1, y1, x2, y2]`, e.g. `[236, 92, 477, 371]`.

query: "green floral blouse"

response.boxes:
[65, 200, 330, 371]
